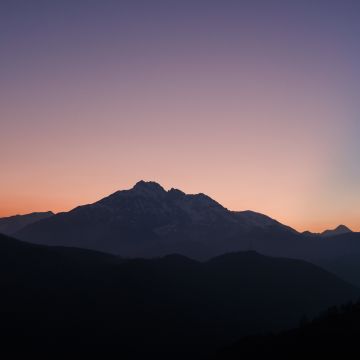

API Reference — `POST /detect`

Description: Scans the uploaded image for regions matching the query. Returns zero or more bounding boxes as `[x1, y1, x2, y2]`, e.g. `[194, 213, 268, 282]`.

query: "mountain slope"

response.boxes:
[16, 181, 296, 259]
[0, 233, 358, 358]
[0, 211, 53, 235]
[217, 301, 360, 357]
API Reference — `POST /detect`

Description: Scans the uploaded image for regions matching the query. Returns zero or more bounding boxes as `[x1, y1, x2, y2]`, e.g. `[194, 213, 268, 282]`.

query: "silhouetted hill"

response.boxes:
[305, 232, 360, 286]
[0, 233, 358, 358]
[322, 224, 353, 237]
[217, 301, 360, 357]
[304, 224, 353, 238]
[0, 211, 53, 235]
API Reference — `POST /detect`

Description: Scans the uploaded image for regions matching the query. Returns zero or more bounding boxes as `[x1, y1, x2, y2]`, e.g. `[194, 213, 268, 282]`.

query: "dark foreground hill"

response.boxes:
[217, 301, 360, 357]
[0, 234, 358, 358]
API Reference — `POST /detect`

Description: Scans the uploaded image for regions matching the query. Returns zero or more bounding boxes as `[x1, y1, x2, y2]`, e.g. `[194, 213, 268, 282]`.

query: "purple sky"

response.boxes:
[1, 0, 359, 231]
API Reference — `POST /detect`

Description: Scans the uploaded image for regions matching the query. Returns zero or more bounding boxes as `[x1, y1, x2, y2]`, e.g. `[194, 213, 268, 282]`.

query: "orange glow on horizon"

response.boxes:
[1, 1, 359, 235]
[0, 180, 358, 233]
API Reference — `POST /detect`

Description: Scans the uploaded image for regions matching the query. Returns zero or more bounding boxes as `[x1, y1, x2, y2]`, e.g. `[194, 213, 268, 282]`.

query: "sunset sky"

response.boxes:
[1, 0, 359, 232]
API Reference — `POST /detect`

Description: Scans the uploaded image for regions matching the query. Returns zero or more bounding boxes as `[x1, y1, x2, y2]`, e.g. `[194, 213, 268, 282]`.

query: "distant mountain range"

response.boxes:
[0, 211, 53, 235]
[5, 181, 360, 284]
[0, 232, 357, 358]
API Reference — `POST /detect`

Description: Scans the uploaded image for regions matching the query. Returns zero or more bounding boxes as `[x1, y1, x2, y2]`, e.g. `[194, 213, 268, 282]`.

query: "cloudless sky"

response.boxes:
[1, 0, 360, 231]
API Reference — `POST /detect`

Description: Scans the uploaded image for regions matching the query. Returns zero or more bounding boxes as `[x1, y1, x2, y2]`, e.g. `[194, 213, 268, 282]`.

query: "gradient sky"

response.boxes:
[1, 0, 359, 232]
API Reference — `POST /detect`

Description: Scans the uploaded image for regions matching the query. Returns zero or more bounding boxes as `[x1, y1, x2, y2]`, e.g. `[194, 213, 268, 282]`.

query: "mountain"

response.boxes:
[217, 301, 360, 357]
[13, 181, 360, 285]
[299, 231, 360, 286]
[321, 224, 353, 237]
[302, 224, 353, 238]
[0, 233, 358, 358]
[0, 211, 54, 235]
[314, 233, 360, 287]
[16, 180, 297, 259]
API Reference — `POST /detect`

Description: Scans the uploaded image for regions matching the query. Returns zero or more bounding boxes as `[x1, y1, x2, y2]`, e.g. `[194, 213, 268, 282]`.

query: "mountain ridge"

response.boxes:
[303, 224, 353, 238]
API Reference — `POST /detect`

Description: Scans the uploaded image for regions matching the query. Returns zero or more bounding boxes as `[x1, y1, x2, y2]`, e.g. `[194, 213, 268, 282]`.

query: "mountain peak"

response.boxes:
[321, 224, 353, 237]
[132, 180, 165, 193]
[335, 224, 352, 232]
[168, 188, 185, 199]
